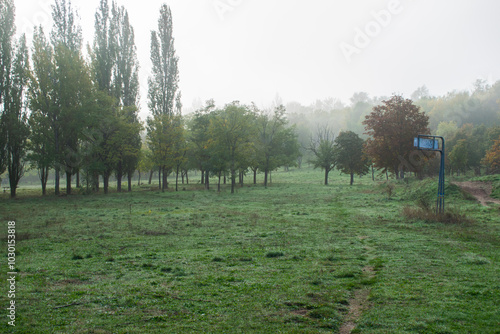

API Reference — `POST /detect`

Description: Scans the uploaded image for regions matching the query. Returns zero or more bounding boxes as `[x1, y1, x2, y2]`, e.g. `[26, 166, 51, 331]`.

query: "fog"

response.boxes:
[14, 0, 500, 119]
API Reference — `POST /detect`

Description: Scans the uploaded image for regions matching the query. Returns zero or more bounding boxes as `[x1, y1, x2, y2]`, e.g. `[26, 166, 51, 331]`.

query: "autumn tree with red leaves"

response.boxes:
[363, 95, 429, 179]
[482, 135, 500, 174]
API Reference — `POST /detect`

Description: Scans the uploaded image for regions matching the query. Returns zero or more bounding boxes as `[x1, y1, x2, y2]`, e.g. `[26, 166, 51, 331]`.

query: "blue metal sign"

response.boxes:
[414, 137, 439, 150]
[415, 135, 445, 214]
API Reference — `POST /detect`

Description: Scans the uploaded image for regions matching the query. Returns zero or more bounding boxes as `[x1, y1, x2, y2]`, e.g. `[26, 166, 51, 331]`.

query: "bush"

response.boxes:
[380, 181, 395, 199]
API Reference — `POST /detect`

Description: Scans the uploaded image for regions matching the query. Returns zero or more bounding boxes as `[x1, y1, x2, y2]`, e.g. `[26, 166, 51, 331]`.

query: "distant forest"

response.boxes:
[285, 81, 500, 177]
[286, 81, 500, 141]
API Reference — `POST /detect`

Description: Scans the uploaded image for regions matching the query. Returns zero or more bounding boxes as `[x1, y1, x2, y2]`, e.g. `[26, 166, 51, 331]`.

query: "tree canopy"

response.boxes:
[364, 95, 429, 179]
[334, 131, 369, 185]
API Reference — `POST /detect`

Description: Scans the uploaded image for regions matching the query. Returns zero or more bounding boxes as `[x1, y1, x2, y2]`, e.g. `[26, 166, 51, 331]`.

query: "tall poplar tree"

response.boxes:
[4, 36, 30, 198]
[114, 5, 141, 191]
[0, 0, 16, 177]
[0, 1, 31, 198]
[28, 27, 56, 195]
[49, 0, 92, 195]
[91, 0, 141, 193]
[148, 4, 178, 117]
[114, 7, 139, 107]
[93, 0, 116, 93]
[147, 4, 180, 190]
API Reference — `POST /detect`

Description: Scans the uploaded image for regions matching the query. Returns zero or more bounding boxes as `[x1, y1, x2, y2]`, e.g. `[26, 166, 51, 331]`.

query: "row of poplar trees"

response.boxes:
[0, 0, 146, 197]
[1, 0, 301, 197]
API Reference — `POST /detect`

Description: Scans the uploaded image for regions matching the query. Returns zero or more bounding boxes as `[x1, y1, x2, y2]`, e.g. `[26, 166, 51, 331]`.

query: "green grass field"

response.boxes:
[1, 168, 499, 333]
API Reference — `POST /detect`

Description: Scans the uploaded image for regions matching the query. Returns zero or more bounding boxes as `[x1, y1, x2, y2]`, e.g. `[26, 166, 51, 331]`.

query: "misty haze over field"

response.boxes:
[3, 3, 500, 332]
[14, 0, 500, 118]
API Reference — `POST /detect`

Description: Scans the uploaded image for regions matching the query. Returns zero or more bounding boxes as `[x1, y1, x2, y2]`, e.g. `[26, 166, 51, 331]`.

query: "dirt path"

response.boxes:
[338, 275, 373, 334]
[338, 237, 376, 334]
[453, 181, 500, 206]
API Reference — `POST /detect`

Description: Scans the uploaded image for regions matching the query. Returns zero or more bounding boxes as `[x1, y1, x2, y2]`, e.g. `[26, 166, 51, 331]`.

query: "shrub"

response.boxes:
[383, 182, 395, 199]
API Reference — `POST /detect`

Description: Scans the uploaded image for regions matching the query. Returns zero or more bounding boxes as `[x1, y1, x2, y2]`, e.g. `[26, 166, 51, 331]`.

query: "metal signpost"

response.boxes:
[414, 135, 445, 214]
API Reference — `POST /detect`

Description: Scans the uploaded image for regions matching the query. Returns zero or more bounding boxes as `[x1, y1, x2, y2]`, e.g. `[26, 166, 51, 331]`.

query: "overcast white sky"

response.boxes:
[14, 0, 500, 118]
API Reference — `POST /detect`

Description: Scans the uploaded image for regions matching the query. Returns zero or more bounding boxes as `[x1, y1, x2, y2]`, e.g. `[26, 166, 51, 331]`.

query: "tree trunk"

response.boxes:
[231, 169, 236, 194]
[10, 185, 16, 198]
[253, 168, 257, 185]
[116, 169, 123, 192]
[6, 149, 23, 197]
[350, 172, 354, 186]
[372, 165, 375, 181]
[128, 173, 133, 192]
[201, 170, 204, 184]
[175, 166, 180, 191]
[148, 169, 153, 185]
[103, 173, 109, 195]
[66, 171, 72, 195]
[158, 166, 162, 190]
[85, 170, 90, 192]
[54, 129, 60, 196]
[138, 170, 141, 186]
[324, 168, 329, 185]
[8, 157, 19, 197]
[40, 167, 49, 196]
[394, 166, 400, 180]
[185, 170, 189, 184]
[55, 167, 60, 196]
[76, 170, 80, 188]
[218, 171, 222, 192]
[41, 176, 46, 196]
[264, 169, 269, 188]
[93, 172, 99, 192]
[205, 170, 210, 190]
[162, 166, 168, 192]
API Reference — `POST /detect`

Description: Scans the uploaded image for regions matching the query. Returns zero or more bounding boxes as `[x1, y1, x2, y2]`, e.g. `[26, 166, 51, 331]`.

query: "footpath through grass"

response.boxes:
[0, 168, 499, 333]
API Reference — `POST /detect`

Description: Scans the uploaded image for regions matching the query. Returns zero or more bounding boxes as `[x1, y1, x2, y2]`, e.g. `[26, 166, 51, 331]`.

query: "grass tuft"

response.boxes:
[266, 251, 284, 258]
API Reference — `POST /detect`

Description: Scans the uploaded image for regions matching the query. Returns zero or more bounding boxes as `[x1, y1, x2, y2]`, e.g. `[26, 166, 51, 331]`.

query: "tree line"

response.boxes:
[307, 94, 500, 185]
[0, 0, 303, 197]
[1, 0, 499, 198]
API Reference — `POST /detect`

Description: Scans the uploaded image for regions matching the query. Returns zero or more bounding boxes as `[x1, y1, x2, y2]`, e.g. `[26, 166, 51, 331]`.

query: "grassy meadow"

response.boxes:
[1, 168, 499, 333]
